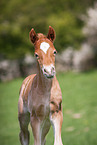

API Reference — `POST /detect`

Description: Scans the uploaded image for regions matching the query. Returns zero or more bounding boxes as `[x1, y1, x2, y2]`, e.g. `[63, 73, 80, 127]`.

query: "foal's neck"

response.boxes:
[37, 62, 53, 93]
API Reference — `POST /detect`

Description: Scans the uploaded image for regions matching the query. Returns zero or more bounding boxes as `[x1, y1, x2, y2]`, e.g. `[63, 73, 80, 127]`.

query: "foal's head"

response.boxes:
[30, 26, 57, 79]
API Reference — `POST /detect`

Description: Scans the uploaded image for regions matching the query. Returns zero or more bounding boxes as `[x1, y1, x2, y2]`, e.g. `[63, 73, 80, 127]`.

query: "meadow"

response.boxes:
[0, 70, 97, 145]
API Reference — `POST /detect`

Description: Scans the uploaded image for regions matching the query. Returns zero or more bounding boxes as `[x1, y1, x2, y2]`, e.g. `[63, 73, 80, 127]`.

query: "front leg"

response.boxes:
[30, 116, 41, 145]
[50, 102, 63, 145]
[30, 115, 48, 145]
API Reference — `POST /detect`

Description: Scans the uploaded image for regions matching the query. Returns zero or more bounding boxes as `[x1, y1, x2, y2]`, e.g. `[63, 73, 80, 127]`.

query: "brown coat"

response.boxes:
[18, 26, 63, 145]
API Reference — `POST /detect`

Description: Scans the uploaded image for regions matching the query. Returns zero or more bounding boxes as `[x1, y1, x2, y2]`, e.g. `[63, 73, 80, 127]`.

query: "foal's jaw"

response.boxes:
[42, 64, 56, 79]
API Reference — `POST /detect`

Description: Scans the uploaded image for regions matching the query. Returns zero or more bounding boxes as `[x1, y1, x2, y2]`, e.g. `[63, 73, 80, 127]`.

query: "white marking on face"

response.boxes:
[40, 42, 50, 54]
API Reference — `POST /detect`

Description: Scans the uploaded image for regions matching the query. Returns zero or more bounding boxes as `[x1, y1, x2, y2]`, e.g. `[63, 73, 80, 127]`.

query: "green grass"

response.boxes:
[0, 70, 97, 145]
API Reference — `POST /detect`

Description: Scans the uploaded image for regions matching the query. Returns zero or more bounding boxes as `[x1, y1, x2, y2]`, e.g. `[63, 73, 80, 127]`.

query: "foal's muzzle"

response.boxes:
[42, 64, 56, 79]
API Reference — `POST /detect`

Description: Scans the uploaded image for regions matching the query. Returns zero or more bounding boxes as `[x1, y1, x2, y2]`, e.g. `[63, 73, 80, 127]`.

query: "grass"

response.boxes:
[0, 70, 97, 145]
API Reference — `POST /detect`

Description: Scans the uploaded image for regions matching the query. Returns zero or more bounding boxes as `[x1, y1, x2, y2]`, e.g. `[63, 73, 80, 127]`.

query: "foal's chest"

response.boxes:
[29, 77, 62, 120]
[35, 102, 50, 120]
[30, 92, 50, 120]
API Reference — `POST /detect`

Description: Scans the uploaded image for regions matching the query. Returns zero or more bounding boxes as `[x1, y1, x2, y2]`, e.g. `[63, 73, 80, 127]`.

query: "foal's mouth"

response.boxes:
[44, 73, 55, 79]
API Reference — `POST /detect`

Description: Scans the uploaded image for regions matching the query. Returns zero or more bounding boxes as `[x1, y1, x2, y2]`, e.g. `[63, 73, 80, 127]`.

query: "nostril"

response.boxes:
[52, 67, 55, 71]
[51, 67, 55, 73]
[44, 69, 47, 73]
[52, 67, 54, 71]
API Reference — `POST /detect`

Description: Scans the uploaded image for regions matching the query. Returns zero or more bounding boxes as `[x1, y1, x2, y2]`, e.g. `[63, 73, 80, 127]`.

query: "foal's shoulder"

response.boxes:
[22, 74, 36, 87]
[19, 74, 36, 100]
[52, 76, 61, 88]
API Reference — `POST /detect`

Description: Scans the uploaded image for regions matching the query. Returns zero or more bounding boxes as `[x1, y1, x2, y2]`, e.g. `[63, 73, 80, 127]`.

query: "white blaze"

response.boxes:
[40, 42, 50, 54]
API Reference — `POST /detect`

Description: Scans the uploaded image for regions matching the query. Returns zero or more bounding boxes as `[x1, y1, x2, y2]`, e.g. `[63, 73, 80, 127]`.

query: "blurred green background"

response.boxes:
[0, 0, 96, 59]
[0, 71, 97, 145]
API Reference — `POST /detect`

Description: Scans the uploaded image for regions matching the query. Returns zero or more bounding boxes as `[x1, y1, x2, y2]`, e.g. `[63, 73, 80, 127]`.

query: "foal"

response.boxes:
[18, 26, 63, 145]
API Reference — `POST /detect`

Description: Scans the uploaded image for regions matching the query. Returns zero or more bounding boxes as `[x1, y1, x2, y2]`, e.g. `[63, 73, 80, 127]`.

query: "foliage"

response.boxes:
[0, 0, 96, 59]
[82, 3, 97, 48]
[83, 3, 97, 36]
[0, 71, 97, 145]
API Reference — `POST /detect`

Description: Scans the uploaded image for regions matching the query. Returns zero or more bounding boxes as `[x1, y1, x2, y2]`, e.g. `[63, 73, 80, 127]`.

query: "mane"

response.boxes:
[37, 33, 46, 40]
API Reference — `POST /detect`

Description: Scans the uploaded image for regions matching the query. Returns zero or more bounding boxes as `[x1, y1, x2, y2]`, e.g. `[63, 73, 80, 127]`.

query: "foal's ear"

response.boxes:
[29, 28, 38, 44]
[47, 26, 56, 43]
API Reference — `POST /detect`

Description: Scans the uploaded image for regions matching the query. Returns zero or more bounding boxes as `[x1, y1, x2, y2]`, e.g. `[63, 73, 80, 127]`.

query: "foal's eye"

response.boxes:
[35, 53, 39, 58]
[54, 50, 57, 55]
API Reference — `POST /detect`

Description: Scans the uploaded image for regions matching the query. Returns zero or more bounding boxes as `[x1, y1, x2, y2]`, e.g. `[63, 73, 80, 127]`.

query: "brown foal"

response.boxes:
[18, 26, 63, 145]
